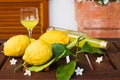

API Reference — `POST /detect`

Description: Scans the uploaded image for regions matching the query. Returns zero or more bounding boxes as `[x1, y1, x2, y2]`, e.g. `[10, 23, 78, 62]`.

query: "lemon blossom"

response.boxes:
[96, 56, 103, 63]
[10, 58, 17, 65]
[24, 69, 31, 76]
[75, 67, 84, 76]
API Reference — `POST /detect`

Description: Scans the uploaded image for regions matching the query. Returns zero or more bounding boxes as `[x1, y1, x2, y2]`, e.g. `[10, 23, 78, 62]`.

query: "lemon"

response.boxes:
[39, 30, 70, 45]
[22, 39, 52, 65]
[30, 38, 36, 42]
[4, 35, 30, 57]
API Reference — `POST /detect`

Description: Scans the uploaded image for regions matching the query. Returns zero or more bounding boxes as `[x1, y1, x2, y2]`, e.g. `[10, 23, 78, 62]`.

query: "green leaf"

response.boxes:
[80, 42, 104, 54]
[28, 58, 56, 72]
[56, 61, 76, 80]
[52, 43, 71, 58]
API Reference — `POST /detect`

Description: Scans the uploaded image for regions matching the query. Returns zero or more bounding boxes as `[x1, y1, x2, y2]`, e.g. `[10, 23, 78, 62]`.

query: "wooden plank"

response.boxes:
[0, 71, 56, 79]
[0, 53, 8, 70]
[108, 41, 120, 53]
[77, 53, 92, 71]
[0, 53, 5, 64]
[0, 0, 43, 2]
[0, 19, 19, 22]
[40, 0, 49, 32]
[0, 3, 40, 9]
[0, 43, 3, 51]
[0, 34, 41, 39]
[105, 52, 120, 70]
[70, 47, 91, 71]
[0, 70, 120, 80]
[1, 57, 23, 72]
[113, 41, 120, 50]
[105, 41, 120, 70]
[72, 70, 120, 80]
[0, 3, 40, 8]
[0, 41, 7, 70]
[88, 54, 114, 71]
[0, 28, 42, 33]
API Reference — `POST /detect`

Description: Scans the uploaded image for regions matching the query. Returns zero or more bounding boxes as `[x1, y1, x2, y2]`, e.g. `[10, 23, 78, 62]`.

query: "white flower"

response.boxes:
[24, 69, 31, 76]
[96, 56, 103, 63]
[10, 58, 17, 65]
[75, 67, 84, 76]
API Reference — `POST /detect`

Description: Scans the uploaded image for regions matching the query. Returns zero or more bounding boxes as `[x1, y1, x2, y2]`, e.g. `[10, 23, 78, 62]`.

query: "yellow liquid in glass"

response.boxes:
[21, 20, 38, 30]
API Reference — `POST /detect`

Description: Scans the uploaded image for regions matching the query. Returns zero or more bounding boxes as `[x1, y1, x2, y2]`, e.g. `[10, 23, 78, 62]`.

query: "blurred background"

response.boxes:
[49, 0, 77, 30]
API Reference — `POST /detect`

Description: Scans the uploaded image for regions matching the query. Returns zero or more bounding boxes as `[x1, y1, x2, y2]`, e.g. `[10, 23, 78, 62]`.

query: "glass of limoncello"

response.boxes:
[20, 7, 39, 37]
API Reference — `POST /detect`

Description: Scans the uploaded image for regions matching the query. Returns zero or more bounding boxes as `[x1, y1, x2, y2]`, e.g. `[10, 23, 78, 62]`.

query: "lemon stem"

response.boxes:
[14, 61, 26, 73]
[66, 36, 85, 49]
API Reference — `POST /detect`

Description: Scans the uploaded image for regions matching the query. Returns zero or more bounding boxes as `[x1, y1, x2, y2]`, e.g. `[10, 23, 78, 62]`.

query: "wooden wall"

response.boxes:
[0, 0, 49, 39]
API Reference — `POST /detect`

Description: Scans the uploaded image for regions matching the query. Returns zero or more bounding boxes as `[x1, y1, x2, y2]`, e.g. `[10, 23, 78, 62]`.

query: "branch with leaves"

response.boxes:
[14, 36, 106, 80]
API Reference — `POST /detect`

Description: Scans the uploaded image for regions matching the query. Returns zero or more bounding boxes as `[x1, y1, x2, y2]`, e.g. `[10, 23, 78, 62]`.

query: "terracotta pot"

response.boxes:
[75, 1, 120, 38]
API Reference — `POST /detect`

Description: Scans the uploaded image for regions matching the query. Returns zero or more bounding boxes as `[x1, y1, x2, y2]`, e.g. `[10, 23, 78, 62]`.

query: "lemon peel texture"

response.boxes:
[39, 30, 70, 45]
[4, 35, 30, 57]
[22, 39, 52, 65]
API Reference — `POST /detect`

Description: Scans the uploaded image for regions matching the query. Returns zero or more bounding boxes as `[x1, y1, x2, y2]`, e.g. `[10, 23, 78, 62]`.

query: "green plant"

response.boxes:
[76, 0, 120, 5]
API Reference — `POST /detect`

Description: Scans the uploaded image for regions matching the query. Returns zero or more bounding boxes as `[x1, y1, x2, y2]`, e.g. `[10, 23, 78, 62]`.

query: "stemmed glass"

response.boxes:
[20, 7, 39, 38]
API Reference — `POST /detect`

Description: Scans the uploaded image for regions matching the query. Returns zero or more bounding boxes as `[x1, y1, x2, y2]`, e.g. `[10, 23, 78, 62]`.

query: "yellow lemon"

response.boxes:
[39, 30, 70, 45]
[22, 39, 52, 65]
[4, 35, 30, 57]
[30, 38, 36, 42]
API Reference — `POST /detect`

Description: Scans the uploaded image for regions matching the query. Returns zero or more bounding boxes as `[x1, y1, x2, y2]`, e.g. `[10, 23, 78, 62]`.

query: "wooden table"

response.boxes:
[0, 39, 120, 80]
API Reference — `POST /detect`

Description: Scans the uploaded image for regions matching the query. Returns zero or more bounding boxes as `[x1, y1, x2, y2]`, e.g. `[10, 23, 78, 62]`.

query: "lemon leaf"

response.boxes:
[28, 58, 56, 72]
[80, 42, 105, 54]
[52, 43, 71, 58]
[56, 61, 76, 80]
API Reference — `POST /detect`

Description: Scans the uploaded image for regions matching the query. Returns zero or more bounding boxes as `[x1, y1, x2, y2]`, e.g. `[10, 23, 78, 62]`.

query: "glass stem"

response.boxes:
[28, 29, 32, 38]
